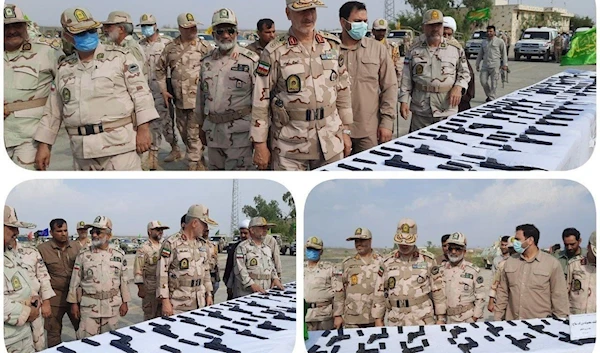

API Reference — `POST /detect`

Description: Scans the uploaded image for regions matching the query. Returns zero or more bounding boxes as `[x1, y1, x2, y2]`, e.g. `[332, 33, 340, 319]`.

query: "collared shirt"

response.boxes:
[476, 36, 507, 69]
[494, 249, 569, 320]
[555, 248, 587, 276]
[246, 40, 265, 56]
[37, 239, 82, 307]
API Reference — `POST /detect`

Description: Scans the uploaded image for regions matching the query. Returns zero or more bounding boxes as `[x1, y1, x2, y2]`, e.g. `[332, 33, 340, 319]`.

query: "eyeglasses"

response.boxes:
[215, 28, 236, 36]
[90, 228, 108, 235]
[448, 246, 464, 252]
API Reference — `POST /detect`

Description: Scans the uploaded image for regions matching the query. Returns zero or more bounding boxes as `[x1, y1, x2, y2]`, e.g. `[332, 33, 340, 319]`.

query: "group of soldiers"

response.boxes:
[304, 220, 595, 330]
[4, 204, 285, 353]
[5, 0, 481, 171]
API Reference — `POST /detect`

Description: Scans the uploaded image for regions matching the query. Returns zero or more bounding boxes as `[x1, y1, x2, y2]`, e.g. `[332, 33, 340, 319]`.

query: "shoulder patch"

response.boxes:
[476, 276, 484, 284]
[265, 35, 287, 53]
[319, 31, 341, 45]
[239, 47, 259, 63]
[431, 265, 440, 275]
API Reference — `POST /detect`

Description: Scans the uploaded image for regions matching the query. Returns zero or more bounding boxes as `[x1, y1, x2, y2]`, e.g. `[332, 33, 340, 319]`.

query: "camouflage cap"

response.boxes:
[86, 216, 113, 230]
[211, 8, 237, 27]
[423, 9, 444, 25]
[447, 232, 467, 247]
[102, 11, 133, 25]
[77, 221, 90, 230]
[138, 13, 157, 26]
[186, 204, 218, 226]
[372, 18, 388, 30]
[306, 236, 323, 250]
[177, 13, 201, 29]
[590, 232, 596, 256]
[60, 8, 102, 34]
[4, 206, 36, 229]
[147, 220, 170, 231]
[249, 217, 275, 228]
[346, 227, 372, 241]
[4, 4, 30, 25]
[394, 218, 417, 245]
[286, 0, 326, 12]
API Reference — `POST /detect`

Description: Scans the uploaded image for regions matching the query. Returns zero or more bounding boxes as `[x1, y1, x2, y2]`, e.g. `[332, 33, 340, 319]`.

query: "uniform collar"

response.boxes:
[212, 43, 240, 60]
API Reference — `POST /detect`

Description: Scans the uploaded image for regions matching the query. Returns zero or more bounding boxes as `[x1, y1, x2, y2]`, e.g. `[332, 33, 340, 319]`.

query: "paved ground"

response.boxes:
[58, 251, 296, 343]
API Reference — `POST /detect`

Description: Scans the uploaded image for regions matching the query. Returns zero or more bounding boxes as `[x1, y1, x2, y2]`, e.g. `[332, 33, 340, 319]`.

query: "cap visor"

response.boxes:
[152, 226, 170, 230]
[66, 21, 101, 34]
[306, 244, 322, 250]
[287, 4, 327, 12]
[4, 19, 31, 24]
[11, 221, 36, 229]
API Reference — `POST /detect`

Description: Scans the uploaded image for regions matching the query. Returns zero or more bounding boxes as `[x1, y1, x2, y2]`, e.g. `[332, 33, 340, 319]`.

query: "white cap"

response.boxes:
[239, 219, 250, 229]
[443, 16, 456, 33]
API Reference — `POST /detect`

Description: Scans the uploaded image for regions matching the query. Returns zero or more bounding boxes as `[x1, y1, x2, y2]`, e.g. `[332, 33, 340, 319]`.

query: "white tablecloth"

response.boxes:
[45, 283, 296, 353]
[306, 318, 595, 353]
[317, 70, 596, 171]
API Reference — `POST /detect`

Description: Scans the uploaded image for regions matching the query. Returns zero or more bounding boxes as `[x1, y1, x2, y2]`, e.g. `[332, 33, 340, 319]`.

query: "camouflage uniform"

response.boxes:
[250, 27, 353, 170]
[206, 239, 220, 296]
[372, 219, 446, 326]
[5, 248, 36, 353]
[264, 234, 282, 278]
[133, 240, 162, 320]
[373, 19, 402, 85]
[233, 238, 278, 297]
[156, 14, 212, 170]
[566, 234, 596, 314]
[400, 10, 470, 132]
[246, 40, 265, 56]
[304, 236, 338, 331]
[197, 10, 258, 171]
[4, 4, 64, 170]
[554, 35, 564, 63]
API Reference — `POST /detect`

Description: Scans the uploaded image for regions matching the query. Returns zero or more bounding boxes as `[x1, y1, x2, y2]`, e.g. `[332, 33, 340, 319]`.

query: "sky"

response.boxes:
[5, 179, 291, 237]
[18, 0, 595, 30]
[305, 179, 596, 250]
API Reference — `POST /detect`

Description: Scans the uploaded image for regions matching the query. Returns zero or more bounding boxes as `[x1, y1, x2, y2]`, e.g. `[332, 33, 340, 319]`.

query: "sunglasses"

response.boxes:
[215, 28, 236, 36]
[90, 228, 107, 235]
[74, 29, 97, 37]
[448, 246, 464, 252]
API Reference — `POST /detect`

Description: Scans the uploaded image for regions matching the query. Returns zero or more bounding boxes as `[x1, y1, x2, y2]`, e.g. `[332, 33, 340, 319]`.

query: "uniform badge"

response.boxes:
[74, 9, 88, 22]
[286, 75, 301, 93]
[180, 258, 189, 270]
[123, 259, 127, 267]
[186, 13, 194, 21]
[219, 9, 228, 19]
[378, 266, 384, 277]
[96, 53, 104, 60]
[431, 266, 440, 275]
[338, 54, 344, 67]
[250, 258, 258, 266]
[416, 64, 424, 75]
[417, 275, 425, 284]
[11, 275, 22, 291]
[581, 258, 588, 265]
[320, 53, 333, 60]
[288, 36, 298, 46]
[476, 276, 484, 284]
[142, 14, 148, 21]
[256, 61, 270, 76]
[128, 64, 139, 73]
[572, 279, 582, 291]
[202, 81, 208, 92]
[152, 255, 158, 264]
[401, 224, 410, 233]
[4, 7, 16, 19]
[350, 274, 358, 285]
[236, 80, 243, 89]
[62, 88, 71, 103]
[86, 269, 93, 278]
[161, 247, 171, 258]
[464, 284, 470, 291]
[315, 34, 325, 44]
[387, 277, 396, 290]
[330, 71, 338, 81]
[22, 43, 31, 51]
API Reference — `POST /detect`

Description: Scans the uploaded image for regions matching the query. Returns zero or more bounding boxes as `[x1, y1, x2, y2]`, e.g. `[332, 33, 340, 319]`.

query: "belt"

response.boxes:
[287, 105, 336, 121]
[179, 278, 202, 288]
[4, 97, 48, 115]
[388, 294, 430, 308]
[306, 300, 332, 308]
[414, 83, 453, 93]
[65, 116, 133, 136]
[447, 303, 475, 316]
[249, 273, 272, 280]
[83, 288, 119, 300]
[206, 106, 252, 124]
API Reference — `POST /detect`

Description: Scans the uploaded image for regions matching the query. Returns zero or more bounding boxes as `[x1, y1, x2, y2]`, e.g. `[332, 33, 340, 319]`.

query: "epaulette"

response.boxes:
[63, 53, 78, 65]
[265, 34, 288, 53]
[318, 31, 341, 45]
[445, 38, 463, 50]
[105, 45, 130, 55]
[419, 249, 436, 260]
[341, 255, 354, 264]
[568, 254, 585, 265]
[464, 261, 481, 272]
[111, 245, 125, 255]
[238, 47, 259, 62]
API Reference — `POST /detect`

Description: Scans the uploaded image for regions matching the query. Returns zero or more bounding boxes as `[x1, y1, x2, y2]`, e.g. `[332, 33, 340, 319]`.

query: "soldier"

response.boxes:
[554, 33, 564, 63]
[134, 221, 169, 320]
[476, 25, 507, 102]
[75, 221, 91, 248]
[4, 4, 64, 170]
[233, 217, 283, 297]
[34, 7, 157, 171]
[138, 14, 181, 167]
[442, 232, 485, 324]
[304, 236, 338, 331]
[338, 2, 397, 153]
[247, 19, 276, 56]
[487, 238, 515, 313]
[156, 13, 212, 171]
[202, 225, 220, 297]
[67, 216, 130, 338]
[196, 8, 258, 170]
[555, 227, 586, 276]
[224, 219, 250, 299]
[333, 227, 382, 329]
[102, 11, 146, 73]
[37, 219, 82, 347]
[371, 18, 402, 85]
[373, 219, 447, 326]
[251, 0, 353, 171]
[566, 233, 596, 314]
[4, 206, 39, 353]
[435, 233, 450, 265]
[443, 16, 475, 112]
[400, 9, 470, 132]
[158, 205, 216, 315]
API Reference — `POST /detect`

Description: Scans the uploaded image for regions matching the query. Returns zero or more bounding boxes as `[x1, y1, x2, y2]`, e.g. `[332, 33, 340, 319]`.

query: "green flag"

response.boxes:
[466, 8, 491, 22]
[562, 28, 596, 66]
[215, 229, 220, 235]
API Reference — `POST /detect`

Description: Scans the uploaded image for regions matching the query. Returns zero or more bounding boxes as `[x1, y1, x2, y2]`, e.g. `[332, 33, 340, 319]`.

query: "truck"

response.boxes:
[387, 28, 417, 56]
[209, 235, 228, 253]
[480, 237, 503, 269]
[271, 234, 292, 255]
[514, 27, 559, 62]
[464, 30, 488, 59]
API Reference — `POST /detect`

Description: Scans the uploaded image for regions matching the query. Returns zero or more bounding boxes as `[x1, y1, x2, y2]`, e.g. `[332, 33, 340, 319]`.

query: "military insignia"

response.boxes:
[350, 274, 358, 285]
[86, 269, 93, 278]
[11, 275, 22, 290]
[219, 9, 228, 18]
[96, 53, 104, 60]
[378, 266, 384, 277]
[401, 224, 410, 233]
[310, 237, 319, 244]
[288, 36, 298, 46]
[38, 258, 44, 265]
[431, 10, 440, 20]
[464, 284, 470, 291]
[94, 216, 102, 223]
[581, 258, 588, 265]
[441, 42, 447, 48]
[416, 64, 423, 75]
[286, 75, 301, 93]
[320, 53, 334, 60]
[338, 54, 344, 67]
[417, 275, 425, 284]
[256, 61, 270, 76]
[180, 258, 189, 270]
[431, 266, 440, 275]
[235, 80, 242, 89]
[22, 43, 31, 51]
[379, 19, 385, 25]
[355, 228, 362, 235]
[572, 279, 582, 291]
[74, 9, 88, 22]
[142, 14, 148, 21]
[412, 262, 427, 269]
[186, 13, 194, 21]
[152, 255, 158, 264]
[128, 64, 139, 73]
[123, 259, 127, 267]
[387, 277, 396, 290]
[250, 258, 258, 266]
[4, 7, 16, 19]
[461, 273, 473, 279]
[476, 276, 484, 284]
[161, 247, 171, 258]
[315, 34, 324, 44]
[110, 257, 122, 262]
[62, 88, 71, 103]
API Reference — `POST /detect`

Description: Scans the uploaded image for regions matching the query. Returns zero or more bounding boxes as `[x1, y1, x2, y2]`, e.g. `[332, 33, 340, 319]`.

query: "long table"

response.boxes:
[45, 283, 296, 353]
[306, 317, 595, 353]
[318, 70, 596, 171]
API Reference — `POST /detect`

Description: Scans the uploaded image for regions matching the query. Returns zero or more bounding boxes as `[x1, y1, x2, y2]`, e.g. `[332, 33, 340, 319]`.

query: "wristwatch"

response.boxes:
[342, 129, 352, 136]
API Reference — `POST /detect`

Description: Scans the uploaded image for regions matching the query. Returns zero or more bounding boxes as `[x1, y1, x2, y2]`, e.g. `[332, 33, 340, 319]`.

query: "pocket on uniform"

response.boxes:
[12, 65, 39, 90]
[91, 72, 115, 96]
[280, 62, 305, 95]
[228, 72, 251, 97]
[531, 270, 550, 290]
[360, 56, 379, 81]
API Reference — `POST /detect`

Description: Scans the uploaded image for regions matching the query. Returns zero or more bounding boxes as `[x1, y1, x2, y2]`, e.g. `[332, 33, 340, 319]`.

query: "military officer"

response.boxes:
[4, 206, 39, 353]
[75, 221, 91, 248]
[333, 227, 382, 329]
[34, 7, 157, 171]
[138, 13, 181, 167]
[373, 219, 447, 326]
[134, 221, 169, 320]
[196, 8, 258, 170]
[442, 232, 485, 324]
[102, 11, 146, 73]
[566, 233, 596, 314]
[554, 33, 564, 63]
[304, 236, 339, 331]
[158, 205, 216, 315]
[4, 4, 64, 170]
[372, 18, 402, 85]
[233, 217, 283, 297]
[251, 0, 353, 171]
[67, 216, 130, 338]
[156, 13, 212, 171]
[400, 9, 470, 132]
[246, 19, 276, 56]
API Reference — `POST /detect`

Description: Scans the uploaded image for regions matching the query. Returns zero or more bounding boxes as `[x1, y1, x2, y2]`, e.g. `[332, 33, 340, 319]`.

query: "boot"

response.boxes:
[163, 145, 183, 163]
[149, 149, 159, 170]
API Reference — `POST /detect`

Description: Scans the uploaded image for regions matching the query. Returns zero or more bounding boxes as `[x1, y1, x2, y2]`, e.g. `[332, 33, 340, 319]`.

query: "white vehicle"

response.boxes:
[514, 27, 559, 62]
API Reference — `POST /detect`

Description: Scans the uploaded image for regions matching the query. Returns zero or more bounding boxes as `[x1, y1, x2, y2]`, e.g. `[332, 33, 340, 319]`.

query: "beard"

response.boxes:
[107, 30, 120, 43]
[92, 239, 106, 248]
[215, 38, 236, 51]
[448, 254, 464, 263]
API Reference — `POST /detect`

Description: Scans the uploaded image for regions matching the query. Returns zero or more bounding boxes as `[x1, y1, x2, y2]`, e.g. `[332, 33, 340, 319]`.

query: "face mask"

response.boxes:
[345, 19, 368, 40]
[141, 26, 155, 37]
[513, 239, 529, 254]
[73, 31, 99, 52]
[305, 248, 320, 261]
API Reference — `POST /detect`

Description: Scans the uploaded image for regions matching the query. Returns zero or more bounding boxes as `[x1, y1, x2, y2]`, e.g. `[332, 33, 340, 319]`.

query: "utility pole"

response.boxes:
[384, 0, 396, 23]
[230, 180, 239, 238]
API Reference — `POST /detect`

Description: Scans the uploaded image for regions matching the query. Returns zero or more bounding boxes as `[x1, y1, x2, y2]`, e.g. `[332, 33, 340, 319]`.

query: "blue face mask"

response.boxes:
[305, 248, 320, 261]
[73, 31, 99, 52]
[513, 239, 529, 254]
[141, 26, 155, 37]
[345, 19, 368, 40]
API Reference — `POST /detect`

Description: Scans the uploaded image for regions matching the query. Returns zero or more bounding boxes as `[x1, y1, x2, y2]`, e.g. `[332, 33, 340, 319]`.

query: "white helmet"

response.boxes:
[239, 219, 250, 229]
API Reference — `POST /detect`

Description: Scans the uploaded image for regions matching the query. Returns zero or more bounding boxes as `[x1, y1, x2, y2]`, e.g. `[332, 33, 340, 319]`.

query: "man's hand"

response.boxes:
[501, 65, 508, 71]
[377, 127, 393, 144]
[135, 123, 152, 154]
[250, 283, 266, 293]
[374, 318, 384, 327]
[449, 86, 462, 107]
[161, 91, 173, 108]
[162, 299, 174, 316]
[271, 279, 284, 290]
[476, 66, 480, 72]
[27, 305, 40, 323]
[41, 300, 52, 319]
[487, 298, 495, 313]
[253, 143, 270, 170]
[119, 302, 128, 317]
[206, 295, 213, 306]
[137, 285, 146, 299]
[472, 317, 479, 322]
[35, 143, 51, 171]
[333, 316, 344, 329]
[342, 133, 352, 157]
[436, 320, 446, 325]
[400, 102, 410, 120]
[70, 303, 80, 320]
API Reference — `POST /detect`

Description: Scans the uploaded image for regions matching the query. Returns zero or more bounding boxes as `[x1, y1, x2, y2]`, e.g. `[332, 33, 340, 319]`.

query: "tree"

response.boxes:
[242, 195, 295, 242]
[404, 0, 455, 16]
[570, 15, 595, 31]
[283, 191, 295, 219]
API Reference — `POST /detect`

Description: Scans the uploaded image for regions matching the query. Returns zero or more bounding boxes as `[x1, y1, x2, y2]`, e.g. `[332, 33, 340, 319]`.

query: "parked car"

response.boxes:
[210, 235, 227, 253]
[464, 30, 488, 59]
[290, 241, 296, 256]
[119, 238, 140, 254]
[226, 235, 242, 252]
[514, 27, 559, 62]
[387, 29, 415, 56]
[271, 234, 292, 255]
